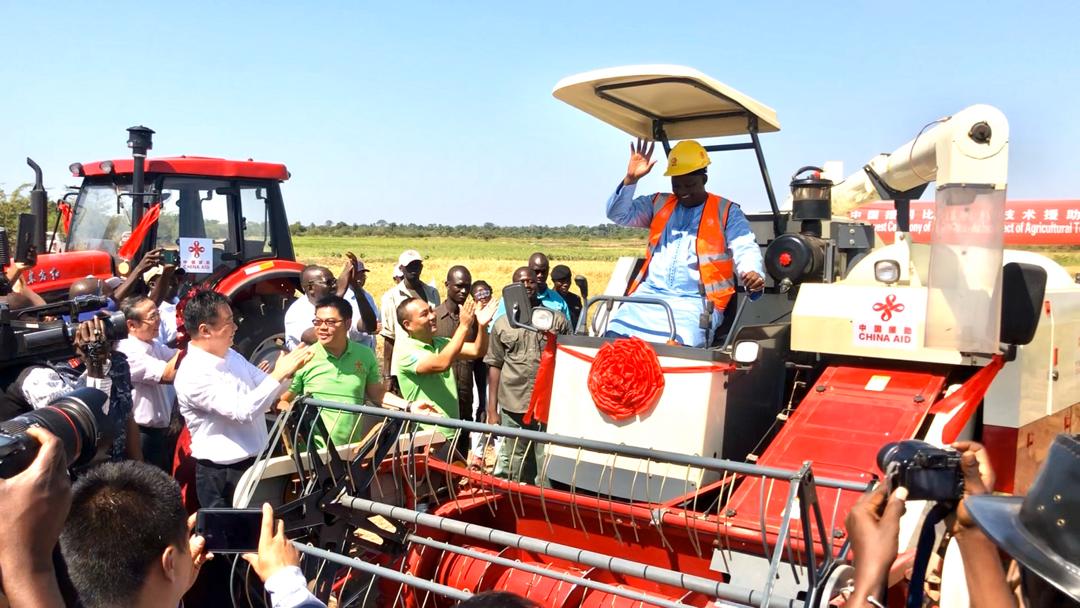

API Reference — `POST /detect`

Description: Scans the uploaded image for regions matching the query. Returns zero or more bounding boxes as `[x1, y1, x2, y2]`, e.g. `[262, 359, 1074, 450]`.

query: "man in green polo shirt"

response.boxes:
[279, 295, 420, 447]
[392, 295, 497, 457]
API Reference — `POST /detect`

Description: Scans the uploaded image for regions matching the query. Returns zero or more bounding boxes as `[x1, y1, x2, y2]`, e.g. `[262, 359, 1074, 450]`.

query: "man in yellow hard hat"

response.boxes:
[605, 139, 765, 347]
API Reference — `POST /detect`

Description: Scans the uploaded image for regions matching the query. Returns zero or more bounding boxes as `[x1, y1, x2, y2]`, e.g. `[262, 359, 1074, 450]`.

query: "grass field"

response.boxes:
[293, 235, 1080, 303]
[292, 235, 645, 300]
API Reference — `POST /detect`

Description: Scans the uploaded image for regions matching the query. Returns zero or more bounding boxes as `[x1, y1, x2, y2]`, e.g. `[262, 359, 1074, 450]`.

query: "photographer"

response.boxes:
[0, 427, 69, 607]
[16, 316, 140, 462]
[847, 439, 1077, 607]
[59, 460, 324, 608]
[116, 296, 180, 471]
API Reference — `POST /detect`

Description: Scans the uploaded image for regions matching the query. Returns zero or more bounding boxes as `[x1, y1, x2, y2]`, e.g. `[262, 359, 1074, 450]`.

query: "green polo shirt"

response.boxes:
[392, 334, 458, 440]
[289, 341, 380, 447]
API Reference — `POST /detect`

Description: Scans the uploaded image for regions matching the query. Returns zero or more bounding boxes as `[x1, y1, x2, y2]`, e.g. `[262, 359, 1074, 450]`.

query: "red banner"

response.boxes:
[848, 200, 1080, 246]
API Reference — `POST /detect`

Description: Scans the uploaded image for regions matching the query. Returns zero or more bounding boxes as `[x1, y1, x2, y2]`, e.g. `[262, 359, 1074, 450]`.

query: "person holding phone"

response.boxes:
[60, 460, 324, 608]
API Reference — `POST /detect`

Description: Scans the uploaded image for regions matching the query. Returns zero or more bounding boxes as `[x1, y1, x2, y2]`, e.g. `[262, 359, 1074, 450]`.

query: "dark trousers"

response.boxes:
[139, 425, 173, 472]
[472, 361, 488, 420]
[194, 457, 255, 508]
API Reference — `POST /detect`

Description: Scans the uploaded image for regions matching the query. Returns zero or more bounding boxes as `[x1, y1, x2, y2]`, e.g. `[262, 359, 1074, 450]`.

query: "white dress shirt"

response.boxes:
[174, 344, 288, 464]
[158, 299, 179, 345]
[115, 337, 177, 428]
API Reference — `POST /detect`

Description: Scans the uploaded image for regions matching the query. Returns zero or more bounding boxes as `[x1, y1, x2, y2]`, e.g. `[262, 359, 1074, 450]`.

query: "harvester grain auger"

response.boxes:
[233, 66, 1079, 608]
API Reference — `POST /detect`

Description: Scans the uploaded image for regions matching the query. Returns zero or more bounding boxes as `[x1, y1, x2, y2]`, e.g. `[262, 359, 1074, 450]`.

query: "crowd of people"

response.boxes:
[0, 240, 584, 607]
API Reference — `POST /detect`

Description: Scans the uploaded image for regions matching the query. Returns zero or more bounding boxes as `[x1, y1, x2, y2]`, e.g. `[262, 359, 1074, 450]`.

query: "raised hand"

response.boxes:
[624, 139, 657, 186]
[459, 298, 477, 328]
[476, 297, 499, 327]
[136, 248, 164, 274]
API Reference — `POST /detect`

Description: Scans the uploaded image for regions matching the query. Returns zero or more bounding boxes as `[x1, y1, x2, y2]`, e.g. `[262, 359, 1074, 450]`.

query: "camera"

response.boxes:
[0, 387, 110, 478]
[0, 297, 127, 370]
[876, 440, 964, 502]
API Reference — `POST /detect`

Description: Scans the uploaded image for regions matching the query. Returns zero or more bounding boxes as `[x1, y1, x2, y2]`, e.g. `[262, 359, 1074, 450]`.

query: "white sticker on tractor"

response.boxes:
[853, 292, 922, 350]
[178, 237, 213, 273]
[865, 375, 891, 391]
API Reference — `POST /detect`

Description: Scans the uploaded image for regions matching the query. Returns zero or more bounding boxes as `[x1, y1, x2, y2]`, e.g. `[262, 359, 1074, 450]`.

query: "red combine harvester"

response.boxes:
[23, 127, 301, 358]
[230, 66, 1078, 608]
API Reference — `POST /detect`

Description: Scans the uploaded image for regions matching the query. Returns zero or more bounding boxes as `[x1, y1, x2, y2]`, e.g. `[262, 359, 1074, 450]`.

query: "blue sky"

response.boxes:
[1, 1, 1077, 225]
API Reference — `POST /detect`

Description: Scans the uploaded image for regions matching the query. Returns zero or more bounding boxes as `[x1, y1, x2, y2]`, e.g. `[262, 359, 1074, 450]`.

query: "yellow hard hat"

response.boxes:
[664, 140, 711, 177]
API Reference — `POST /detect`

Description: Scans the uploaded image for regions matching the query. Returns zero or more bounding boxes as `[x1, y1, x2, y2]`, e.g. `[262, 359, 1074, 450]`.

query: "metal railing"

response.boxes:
[234, 396, 870, 608]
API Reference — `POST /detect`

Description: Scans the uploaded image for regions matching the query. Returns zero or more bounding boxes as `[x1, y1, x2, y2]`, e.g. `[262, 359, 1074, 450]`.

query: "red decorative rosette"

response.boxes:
[587, 337, 665, 421]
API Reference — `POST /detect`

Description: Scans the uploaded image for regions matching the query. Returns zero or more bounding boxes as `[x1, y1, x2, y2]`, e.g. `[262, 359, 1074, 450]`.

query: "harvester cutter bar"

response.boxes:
[337, 494, 804, 608]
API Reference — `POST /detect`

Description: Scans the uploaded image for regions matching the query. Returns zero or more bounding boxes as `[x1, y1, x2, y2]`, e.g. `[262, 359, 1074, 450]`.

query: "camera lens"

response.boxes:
[0, 387, 106, 478]
[877, 441, 901, 472]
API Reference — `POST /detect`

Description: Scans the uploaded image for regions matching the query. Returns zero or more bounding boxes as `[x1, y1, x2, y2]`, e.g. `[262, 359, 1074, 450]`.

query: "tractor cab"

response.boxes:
[65, 156, 295, 279]
[25, 127, 304, 360]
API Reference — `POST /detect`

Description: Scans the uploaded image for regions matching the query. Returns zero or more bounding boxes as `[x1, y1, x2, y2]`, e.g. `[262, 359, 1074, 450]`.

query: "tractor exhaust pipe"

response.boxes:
[25, 158, 47, 253]
[126, 126, 154, 231]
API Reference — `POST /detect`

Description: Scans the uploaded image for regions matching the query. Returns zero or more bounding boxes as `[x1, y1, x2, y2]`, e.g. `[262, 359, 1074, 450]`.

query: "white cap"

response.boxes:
[397, 250, 422, 268]
[144, 266, 165, 282]
[104, 276, 123, 289]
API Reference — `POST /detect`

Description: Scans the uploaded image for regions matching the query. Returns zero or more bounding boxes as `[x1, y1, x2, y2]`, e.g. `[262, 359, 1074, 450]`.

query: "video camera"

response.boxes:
[0, 387, 111, 478]
[877, 440, 964, 502]
[0, 297, 127, 370]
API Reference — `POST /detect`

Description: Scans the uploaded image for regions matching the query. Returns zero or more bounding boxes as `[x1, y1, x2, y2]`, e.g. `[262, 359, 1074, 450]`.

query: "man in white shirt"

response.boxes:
[174, 290, 312, 508]
[116, 295, 180, 472]
[284, 265, 335, 351]
[286, 258, 379, 351]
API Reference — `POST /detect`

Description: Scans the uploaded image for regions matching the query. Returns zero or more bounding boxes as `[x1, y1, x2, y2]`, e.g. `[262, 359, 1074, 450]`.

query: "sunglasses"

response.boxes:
[312, 318, 345, 327]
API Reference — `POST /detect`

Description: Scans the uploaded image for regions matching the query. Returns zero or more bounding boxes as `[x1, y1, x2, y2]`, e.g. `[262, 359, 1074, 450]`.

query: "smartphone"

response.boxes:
[14, 214, 37, 264]
[194, 508, 262, 553]
[161, 249, 180, 265]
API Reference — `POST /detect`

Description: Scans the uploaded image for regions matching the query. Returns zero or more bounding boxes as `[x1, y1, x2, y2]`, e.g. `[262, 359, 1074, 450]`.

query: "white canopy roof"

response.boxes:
[553, 65, 780, 140]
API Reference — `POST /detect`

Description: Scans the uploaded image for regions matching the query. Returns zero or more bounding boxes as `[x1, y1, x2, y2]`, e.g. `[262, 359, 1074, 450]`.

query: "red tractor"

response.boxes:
[24, 126, 301, 359]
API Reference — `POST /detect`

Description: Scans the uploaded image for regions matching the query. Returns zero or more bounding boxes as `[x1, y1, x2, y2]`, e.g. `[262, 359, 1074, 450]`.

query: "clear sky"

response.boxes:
[1, 1, 1077, 226]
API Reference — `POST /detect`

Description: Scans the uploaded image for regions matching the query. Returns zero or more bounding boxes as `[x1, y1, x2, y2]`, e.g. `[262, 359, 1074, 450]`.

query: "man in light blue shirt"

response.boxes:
[606, 139, 766, 347]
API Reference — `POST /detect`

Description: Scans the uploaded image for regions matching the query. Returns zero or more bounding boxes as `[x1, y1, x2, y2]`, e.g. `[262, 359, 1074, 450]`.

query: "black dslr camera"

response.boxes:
[877, 440, 964, 502]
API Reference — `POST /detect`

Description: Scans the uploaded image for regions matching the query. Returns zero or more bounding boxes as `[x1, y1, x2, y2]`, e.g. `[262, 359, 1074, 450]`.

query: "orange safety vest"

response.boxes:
[626, 193, 736, 312]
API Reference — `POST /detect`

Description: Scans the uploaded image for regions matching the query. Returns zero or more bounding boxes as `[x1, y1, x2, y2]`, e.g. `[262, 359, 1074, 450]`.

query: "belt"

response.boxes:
[137, 425, 171, 434]
[194, 457, 256, 470]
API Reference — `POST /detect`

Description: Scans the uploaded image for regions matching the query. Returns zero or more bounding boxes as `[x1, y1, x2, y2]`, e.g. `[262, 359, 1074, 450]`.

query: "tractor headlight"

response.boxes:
[99, 161, 114, 174]
[874, 260, 901, 284]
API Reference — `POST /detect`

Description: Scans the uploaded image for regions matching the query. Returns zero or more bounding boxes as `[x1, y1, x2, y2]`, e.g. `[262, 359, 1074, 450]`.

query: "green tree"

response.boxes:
[0, 185, 63, 245]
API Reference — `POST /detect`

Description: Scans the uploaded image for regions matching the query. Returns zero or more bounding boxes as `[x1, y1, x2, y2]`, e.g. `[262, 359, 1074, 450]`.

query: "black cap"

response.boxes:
[966, 434, 1080, 602]
[550, 264, 571, 281]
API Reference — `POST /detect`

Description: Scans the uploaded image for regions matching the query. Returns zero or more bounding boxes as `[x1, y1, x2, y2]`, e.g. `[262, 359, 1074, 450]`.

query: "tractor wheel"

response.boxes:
[234, 295, 291, 363]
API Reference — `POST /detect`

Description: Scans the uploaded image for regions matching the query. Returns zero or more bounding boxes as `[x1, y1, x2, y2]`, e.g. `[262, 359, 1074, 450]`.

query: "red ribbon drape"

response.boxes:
[523, 332, 559, 425]
[57, 201, 73, 234]
[117, 202, 161, 261]
[931, 354, 1005, 443]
